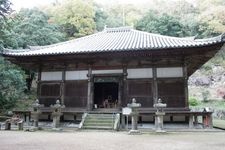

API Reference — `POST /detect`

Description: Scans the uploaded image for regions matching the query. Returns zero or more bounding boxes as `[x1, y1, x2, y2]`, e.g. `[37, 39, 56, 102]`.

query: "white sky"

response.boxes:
[10, 0, 57, 10]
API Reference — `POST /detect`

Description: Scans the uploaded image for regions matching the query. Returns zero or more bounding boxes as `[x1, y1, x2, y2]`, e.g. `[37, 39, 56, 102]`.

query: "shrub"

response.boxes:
[189, 97, 199, 106]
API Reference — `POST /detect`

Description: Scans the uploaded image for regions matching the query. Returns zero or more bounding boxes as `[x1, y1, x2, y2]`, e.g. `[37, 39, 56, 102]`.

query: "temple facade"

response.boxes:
[2, 27, 225, 124]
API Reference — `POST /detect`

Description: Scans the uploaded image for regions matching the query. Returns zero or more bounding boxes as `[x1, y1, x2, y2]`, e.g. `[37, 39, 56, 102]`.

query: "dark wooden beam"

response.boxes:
[183, 63, 189, 108]
[152, 67, 158, 104]
[61, 64, 66, 105]
[87, 65, 93, 111]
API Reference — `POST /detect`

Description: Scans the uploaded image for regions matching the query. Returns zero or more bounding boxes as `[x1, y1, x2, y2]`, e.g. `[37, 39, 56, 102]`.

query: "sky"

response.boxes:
[10, 0, 57, 10]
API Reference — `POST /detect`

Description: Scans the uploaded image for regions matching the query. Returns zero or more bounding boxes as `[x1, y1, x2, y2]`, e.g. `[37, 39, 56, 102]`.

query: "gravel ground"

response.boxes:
[0, 130, 225, 150]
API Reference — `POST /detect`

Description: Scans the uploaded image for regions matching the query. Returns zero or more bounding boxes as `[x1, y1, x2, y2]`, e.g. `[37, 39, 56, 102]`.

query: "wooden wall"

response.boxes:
[64, 80, 88, 107]
[126, 79, 153, 107]
[39, 82, 61, 107]
[38, 67, 186, 108]
[158, 79, 185, 107]
[38, 81, 88, 107]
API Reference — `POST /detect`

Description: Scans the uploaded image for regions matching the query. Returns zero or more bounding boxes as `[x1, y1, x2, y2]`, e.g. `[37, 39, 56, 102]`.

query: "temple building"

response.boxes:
[2, 27, 225, 128]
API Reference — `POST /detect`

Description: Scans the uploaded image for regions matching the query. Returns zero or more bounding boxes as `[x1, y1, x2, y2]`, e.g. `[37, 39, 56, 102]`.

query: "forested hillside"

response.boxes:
[0, 0, 225, 112]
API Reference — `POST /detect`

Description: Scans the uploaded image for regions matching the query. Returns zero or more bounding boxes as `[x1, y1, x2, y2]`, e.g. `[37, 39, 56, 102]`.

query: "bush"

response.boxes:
[0, 57, 26, 112]
[189, 97, 199, 106]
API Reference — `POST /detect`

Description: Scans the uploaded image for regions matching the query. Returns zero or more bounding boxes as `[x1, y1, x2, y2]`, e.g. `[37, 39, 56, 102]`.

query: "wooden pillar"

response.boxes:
[37, 65, 42, 99]
[208, 114, 213, 129]
[61, 66, 66, 105]
[152, 67, 158, 104]
[183, 64, 189, 108]
[87, 66, 93, 111]
[122, 66, 128, 107]
[118, 79, 122, 109]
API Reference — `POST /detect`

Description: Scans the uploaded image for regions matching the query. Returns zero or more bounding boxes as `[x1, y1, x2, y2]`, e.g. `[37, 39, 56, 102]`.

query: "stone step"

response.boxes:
[86, 115, 115, 118]
[84, 122, 113, 126]
[82, 125, 113, 130]
[80, 113, 118, 130]
[84, 120, 114, 123]
[85, 117, 115, 120]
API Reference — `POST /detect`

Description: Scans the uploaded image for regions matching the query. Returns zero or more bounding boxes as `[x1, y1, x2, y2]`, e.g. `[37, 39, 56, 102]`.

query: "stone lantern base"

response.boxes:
[155, 111, 166, 133]
[128, 129, 141, 135]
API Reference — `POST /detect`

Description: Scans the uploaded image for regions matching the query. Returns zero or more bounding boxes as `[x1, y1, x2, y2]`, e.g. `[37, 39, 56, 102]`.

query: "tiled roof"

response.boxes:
[3, 26, 225, 56]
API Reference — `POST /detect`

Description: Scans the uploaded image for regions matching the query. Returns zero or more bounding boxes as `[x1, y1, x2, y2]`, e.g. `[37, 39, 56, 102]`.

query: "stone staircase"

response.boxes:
[79, 113, 120, 130]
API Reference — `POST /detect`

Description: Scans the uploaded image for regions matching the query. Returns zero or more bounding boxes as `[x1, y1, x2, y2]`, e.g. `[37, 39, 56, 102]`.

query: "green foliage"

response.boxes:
[47, 0, 96, 38]
[136, 10, 188, 37]
[94, 3, 108, 31]
[14, 89, 36, 111]
[0, 57, 26, 111]
[1, 8, 66, 49]
[100, 3, 143, 28]
[12, 8, 65, 48]
[189, 97, 199, 106]
[191, 100, 225, 110]
[103, 4, 124, 28]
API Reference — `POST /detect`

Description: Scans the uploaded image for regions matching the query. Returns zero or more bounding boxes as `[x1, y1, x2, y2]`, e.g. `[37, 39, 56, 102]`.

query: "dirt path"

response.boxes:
[0, 130, 225, 150]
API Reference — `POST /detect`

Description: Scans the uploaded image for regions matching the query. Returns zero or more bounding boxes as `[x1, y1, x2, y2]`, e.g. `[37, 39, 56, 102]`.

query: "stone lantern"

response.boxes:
[31, 99, 44, 129]
[50, 100, 65, 129]
[153, 98, 167, 133]
[127, 98, 141, 134]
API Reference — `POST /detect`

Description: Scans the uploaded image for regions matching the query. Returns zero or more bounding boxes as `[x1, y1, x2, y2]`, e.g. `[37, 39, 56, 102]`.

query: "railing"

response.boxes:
[78, 113, 88, 129]
[113, 113, 120, 131]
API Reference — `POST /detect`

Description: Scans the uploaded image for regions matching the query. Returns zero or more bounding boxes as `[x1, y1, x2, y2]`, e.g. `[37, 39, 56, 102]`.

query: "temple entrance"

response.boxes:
[94, 82, 119, 108]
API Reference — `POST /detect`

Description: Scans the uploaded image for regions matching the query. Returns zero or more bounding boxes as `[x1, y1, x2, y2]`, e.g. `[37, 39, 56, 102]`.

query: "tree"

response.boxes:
[1, 8, 66, 49]
[7, 8, 66, 49]
[0, 8, 66, 106]
[46, 0, 96, 38]
[197, 5, 225, 38]
[0, 0, 12, 50]
[0, 57, 26, 111]
[94, 3, 108, 31]
[135, 10, 188, 37]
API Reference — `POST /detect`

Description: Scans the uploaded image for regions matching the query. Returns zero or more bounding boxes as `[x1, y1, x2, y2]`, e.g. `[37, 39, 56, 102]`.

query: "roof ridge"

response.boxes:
[194, 34, 224, 42]
[104, 26, 133, 33]
[28, 31, 104, 51]
[2, 48, 30, 54]
[134, 30, 196, 41]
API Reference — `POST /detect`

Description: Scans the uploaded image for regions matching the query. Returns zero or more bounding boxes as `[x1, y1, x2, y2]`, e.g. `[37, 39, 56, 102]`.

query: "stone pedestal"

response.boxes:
[121, 115, 126, 129]
[127, 98, 141, 134]
[153, 98, 167, 133]
[26, 115, 30, 125]
[129, 114, 140, 134]
[155, 112, 166, 133]
[18, 122, 23, 130]
[52, 113, 61, 128]
[189, 115, 194, 129]
[30, 99, 43, 130]
[50, 100, 65, 130]
[31, 112, 39, 128]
